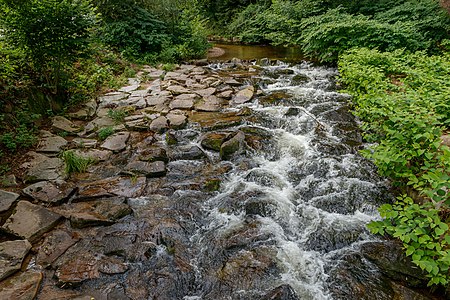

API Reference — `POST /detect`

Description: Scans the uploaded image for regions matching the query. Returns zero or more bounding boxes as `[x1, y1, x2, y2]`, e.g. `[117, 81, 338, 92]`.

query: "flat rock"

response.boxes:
[0, 190, 19, 213]
[72, 138, 97, 148]
[22, 181, 74, 205]
[220, 131, 246, 160]
[36, 131, 68, 154]
[195, 87, 216, 98]
[146, 95, 169, 106]
[55, 253, 100, 286]
[52, 116, 81, 134]
[201, 132, 229, 151]
[73, 149, 112, 162]
[195, 95, 222, 112]
[233, 86, 255, 104]
[150, 116, 168, 133]
[218, 90, 234, 99]
[1, 175, 18, 188]
[168, 145, 206, 161]
[164, 72, 188, 83]
[98, 256, 128, 275]
[169, 99, 194, 110]
[84, 116, 116, 133]
[77, 176, 146, 199]
[139, 147, 168, 163]
[22, 152, 67, 182]
[36, 230, 80, 268]
[167, 85, 190, 95]
[224, 78, 241, 86]
[124, 161, 166, 178]
[0, 240, 32, 281]
[52, 197, 131, 228]
[2, 201, 62, 242]
[167, 112, 187, 129]
[147, 70, 165, 79]
[101, 132, 130, 152]
[189, 111, 242, 130]
[68, 99, 97, 119]
[98, 92, 128, 104]
[0, 270, 42, 300]
[119, 85, 140, 93]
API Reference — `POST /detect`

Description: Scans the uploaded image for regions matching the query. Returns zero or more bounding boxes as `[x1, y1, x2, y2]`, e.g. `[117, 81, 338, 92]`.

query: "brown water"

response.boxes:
[208, 43, 304, 61]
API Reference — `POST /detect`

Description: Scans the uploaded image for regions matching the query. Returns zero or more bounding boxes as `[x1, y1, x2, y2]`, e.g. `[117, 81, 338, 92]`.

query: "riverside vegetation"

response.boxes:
[1, 0, 450, 294]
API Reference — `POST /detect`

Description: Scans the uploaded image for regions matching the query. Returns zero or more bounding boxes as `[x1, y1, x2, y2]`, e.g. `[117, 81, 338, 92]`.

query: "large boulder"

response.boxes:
[220, 131, 246, 160]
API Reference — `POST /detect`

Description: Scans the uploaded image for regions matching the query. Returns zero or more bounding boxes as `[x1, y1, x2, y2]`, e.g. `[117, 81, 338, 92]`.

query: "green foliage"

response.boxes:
[62, 150, 95, 174]
[98, 126, 114, 141]
[340, 47, 450, 286]
[368, 196, 450, 286]
[107, 108, 128, 124]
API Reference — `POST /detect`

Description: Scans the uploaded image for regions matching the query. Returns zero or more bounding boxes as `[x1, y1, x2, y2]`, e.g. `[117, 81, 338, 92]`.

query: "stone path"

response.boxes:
[0, 60, 265, 299]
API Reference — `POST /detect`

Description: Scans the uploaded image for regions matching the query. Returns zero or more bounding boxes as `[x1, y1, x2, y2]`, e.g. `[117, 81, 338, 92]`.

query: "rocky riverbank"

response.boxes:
[0, 59, 443, 299]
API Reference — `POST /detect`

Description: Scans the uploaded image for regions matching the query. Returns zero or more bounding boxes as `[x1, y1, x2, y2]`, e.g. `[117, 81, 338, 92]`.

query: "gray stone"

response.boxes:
[147, 70, 165, 79]
[72, 138, 97, 148]
[98, 256, 128, 275]
[77, 176, 146, 199]
[0, 240, 32, 281]
[68, 99, 97, 119]
[195, 95, 222, 112]
[0, 270, 42, 300]
[119, 85, 140, 93]
[224, 78, 241, 86]
[84, 116, 115, 133]
[0, 190, 19, 213]
[233, 86, 255, 104]
[36, 230, 80, 268]
[52, 197, 132, 228]
[139, 147, 168, 163]
[164, 72, 188, 83]
[146, 95, 169, 106]
[150, 116, 168, 133]
[52, 116, 81, 134]
[167, 85, 190, 95]
[195, 87, 216, 98]
[169, 99, 194, 110]
[0, 175, 18, 188]
[98, 92, 128, 104]
[2, 201, 62, 242]
[101, 132, 130, 152]
[73, 149, 111, 162]
[36, 131, 68, 154]
[22, 152, 67, 183]
[201, 132, 228, 151]
[124, 161, 166, 177]
[22, 181, 74, 204]
[169, 145, 206, 161]
[166, 112, 187, 129]
[218, 90, 234, 99]
[220, 131, 246, 160]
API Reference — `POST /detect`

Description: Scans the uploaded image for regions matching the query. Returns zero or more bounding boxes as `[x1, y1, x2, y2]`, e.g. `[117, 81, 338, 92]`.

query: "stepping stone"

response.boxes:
[168, 145, 206, 161]
[36, 131, 68, 154]
[124, 161, 166, 178]
[150, 116, 168, 133]
[72, 138, 97, 148]
[220, 131, 246, 160]
[147, 70, 165, 79]
[0, 190, 19, 213]
[218, 90, 234, 99]
[68, 99, 97, 120]
[72, 149, 112, 162]
[119, 85, 140, 93]
[101, 132, 130, 152]
[167, 85, 190, 95]
[195, 87, 216, 98]
[201, 132, 229, 151]
[164, 72, 188, 83]
[52, 116, 81, 134]
[0, 270, 42, 300]
[139, 147, 168, 163]
[77, 176, 146, 199]
[22, 181, 75, 205]
[52, 197, 132, 228]
[167, 112, 187, 129]
[85, 116, 116, 133]
[55, 252, 100, 286]
[146, 95, 169, 106]
[233, 86, 255, 104]
[22, 152, 67, 183]
[169, 99, 194, 110]
[1, 175, 18, 188]
[2, 201, 62, 242]
[98, 92, 128, 104]
[36, 230, 80, 268]
[195, 95, 222, 112]
[0, 240, 32, 281]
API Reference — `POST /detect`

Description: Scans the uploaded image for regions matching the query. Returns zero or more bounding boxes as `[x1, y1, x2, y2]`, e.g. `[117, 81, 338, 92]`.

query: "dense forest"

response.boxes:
[1, 0, 450, 291]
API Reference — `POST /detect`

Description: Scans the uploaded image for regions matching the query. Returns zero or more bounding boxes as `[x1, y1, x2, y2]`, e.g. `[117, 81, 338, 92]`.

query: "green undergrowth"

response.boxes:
[62, 150, 95, 175]
[339, 47, 450, 286]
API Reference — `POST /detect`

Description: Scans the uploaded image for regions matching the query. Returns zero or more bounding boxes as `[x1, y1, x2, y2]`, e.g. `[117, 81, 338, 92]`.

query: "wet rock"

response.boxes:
[22, 152, 67, 182]
[98, 256, 128, 275]
[139, 147, 168, 163]
[201, 132, 228, 151]
[72, 138, 98, 148]
[0, 240, 32, 280]
[217, 90, 234, 99]
[101, 132, 130, 152]
[73, 149, 112, 162]
[262, 285, 299, 300]
[167, 85, 190, 95]
[166, 112, 187, 129]
[55, 253, 100, 286]
[195, 95, 222, 112]
[0, 270, 42, 300]
[259, 91, 292, 106]
[2, 201, 61, 242]
[360, 241, 427, 286]
[168, 145, 206, 161]
[36, 131, 68, 154]
[36, 230, 80, 268]
[52, 116, 81, 134]
[124, 161, 166, 178]
[291, 73, 310, 85]
[77, 176, 146, 199]
[233, 86, 255, 104]
[22, 181, 75, 205]
[195, 87, 216, 98]
[68, 99, 97, 120]
[245, 199, 273, 217]
[189, 111, 242, 130]
[0, 190, 19, 213]
[220, 131, 246, 160]
[150, 116, 168, 133]
[285, 107, 301, 116]
[125, 116, 149, 131]
[52, 197, 131, 228]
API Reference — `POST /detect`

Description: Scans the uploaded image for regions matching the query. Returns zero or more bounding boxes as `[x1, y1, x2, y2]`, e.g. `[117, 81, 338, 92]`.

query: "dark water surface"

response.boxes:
[208, 43, 304, 62]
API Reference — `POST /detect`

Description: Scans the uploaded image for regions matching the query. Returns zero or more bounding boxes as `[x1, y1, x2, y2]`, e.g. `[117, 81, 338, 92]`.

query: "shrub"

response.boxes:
[98, 127, 114, 141]
[62, 150, 95, 174]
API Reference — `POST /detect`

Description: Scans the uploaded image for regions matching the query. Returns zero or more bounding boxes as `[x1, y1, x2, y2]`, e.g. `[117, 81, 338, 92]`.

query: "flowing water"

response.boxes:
[181, 61, 392, 299]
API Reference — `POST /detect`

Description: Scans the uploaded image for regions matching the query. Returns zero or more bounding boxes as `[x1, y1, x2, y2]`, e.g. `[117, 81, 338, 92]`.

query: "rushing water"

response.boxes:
[181, 61, 391, 299]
